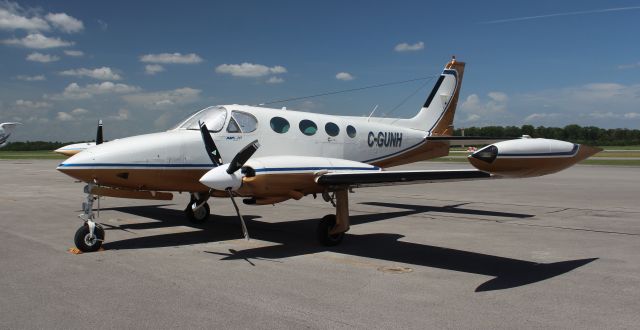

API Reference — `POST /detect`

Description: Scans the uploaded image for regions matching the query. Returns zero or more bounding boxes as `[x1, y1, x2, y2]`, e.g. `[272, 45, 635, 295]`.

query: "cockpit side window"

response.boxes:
[231, 111, 258, 133]
[178, 106, 227, 132]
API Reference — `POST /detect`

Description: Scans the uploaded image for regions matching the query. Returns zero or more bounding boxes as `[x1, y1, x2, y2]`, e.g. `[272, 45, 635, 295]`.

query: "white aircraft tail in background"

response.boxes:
[0, 122, 22, 148]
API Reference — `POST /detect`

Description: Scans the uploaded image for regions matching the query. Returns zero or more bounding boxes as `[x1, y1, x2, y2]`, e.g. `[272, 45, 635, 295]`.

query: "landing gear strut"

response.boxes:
[185, 193, 210, 224]
[73, 184, 104, 252]
[317, 188, 350, 246]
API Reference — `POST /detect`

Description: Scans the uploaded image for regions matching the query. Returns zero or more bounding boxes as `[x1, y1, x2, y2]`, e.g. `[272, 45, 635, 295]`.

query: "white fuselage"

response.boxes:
[63, 104, 431, 169]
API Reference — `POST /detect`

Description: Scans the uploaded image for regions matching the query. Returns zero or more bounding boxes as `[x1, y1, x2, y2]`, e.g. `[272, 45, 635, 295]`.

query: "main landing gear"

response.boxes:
[317, 189, 350, 247]
[73, 184, 105, 252]
[185, 193, 210, 224]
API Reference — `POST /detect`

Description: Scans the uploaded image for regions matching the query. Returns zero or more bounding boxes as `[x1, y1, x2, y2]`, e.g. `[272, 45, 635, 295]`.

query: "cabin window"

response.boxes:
[231, 111, 258, 133]
[299, 120, 317, 136]
[346, 125, 356, 138]
[325, 122, 340, 137]
[270, 117, 290, 134]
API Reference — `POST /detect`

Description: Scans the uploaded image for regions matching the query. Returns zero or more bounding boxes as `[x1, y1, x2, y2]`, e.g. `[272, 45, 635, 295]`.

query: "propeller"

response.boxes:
[96, 120, 104, 145]
[198, 121, 260, 240]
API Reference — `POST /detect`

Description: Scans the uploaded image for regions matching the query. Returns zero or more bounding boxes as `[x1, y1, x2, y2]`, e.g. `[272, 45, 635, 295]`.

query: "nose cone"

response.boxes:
[199, 164, 242, 191]
[56, 148, 97, 180]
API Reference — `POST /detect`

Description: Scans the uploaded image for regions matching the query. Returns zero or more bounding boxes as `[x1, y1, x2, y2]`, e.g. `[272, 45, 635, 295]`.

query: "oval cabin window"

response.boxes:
[346, 125, 356, 138]
[325, 122, 340, 137]
[270, 117, 290, 134]
[299, 120, 318, 136]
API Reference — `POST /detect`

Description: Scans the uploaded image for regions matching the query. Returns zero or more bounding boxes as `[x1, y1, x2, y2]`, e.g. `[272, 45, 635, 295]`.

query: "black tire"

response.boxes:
[317, 214, 344, 247]
[186, 202, 210, 224]
[74, 224, 104, 252]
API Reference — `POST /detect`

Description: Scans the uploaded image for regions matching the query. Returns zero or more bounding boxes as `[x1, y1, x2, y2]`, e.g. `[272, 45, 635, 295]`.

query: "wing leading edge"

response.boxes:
[316, 169, 492, 188]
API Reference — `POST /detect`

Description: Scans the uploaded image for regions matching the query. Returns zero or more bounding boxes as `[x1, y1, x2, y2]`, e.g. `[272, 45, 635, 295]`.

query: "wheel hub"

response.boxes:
[84, 234, 96, 246]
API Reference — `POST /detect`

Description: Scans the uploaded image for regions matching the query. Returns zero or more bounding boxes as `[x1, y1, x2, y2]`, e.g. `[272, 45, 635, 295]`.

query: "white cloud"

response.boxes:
[524, 112, 563, 122]
[266, 76, 284, 84]
[26, 52, 59, 63]
[335, 72, 354, 81]
[64, 49, 84, 57]
[618, 62, 640, 70]
[51, 81, 140, 100]
[145, 64, 165, 75]
[45, 12, 83, 33]
[59, 67, 122, 80]
[16, 74, 45, 81]
[71, 108, 88, 115]
[109, 108, 129, 121]
[3, 33, 73, 48]
[625, 112, 640, 119]
[123, 87, 201, 109]
[140, 52, 203, 64]
[215, 62, 287, 78]
[97, 19, 108, 31]
[460, 92, 509, 115]
[56, 111, 74, 121]
[394, 41, 424, 52]
[16, 99, 51, 108]
[465, 114, 481, 122]
[0, 2, 50, 31]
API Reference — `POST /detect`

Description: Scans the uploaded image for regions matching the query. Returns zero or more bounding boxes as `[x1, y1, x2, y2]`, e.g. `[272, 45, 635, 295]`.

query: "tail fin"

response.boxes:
[402, 57, 465, 136]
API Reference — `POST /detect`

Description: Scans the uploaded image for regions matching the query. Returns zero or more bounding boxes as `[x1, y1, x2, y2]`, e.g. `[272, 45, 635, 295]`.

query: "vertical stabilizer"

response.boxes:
[401, 57, 465, 135]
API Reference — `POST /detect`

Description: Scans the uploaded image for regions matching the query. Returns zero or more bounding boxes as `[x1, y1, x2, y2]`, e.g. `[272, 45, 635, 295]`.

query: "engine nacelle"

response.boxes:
[468, 137, 601, 178]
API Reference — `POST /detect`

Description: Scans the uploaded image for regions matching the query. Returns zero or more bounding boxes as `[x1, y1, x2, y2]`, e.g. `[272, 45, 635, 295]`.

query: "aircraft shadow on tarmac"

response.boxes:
[101, 203, 596, 292]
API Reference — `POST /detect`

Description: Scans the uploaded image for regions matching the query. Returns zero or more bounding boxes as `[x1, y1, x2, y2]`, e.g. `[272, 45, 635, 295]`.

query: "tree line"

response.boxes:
[454, 125, 640, 146]
[1, 141, 71, 151]
[2, 125, 640, 150]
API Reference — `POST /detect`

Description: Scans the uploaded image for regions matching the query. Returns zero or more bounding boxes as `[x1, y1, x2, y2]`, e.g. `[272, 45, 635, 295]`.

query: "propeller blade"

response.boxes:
[226, 140, 260, 174]
[199, 121, 223, 166]
[96, 120, 103, 145]
[227, 190, 249, 240]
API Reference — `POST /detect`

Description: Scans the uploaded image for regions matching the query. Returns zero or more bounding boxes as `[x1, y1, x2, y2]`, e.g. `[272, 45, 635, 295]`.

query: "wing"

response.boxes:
[426, 136, 513, 146]
[316, 169, 492, 188]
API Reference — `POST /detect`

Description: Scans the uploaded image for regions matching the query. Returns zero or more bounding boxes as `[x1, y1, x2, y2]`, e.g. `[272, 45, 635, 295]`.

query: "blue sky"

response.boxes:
[2, 0, 640, 141]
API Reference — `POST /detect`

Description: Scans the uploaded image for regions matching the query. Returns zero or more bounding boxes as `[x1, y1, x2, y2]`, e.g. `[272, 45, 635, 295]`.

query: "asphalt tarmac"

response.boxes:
[1, 160, 638, 329]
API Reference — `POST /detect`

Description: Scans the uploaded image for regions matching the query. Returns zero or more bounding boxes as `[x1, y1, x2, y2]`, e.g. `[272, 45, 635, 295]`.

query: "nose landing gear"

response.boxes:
[73, 184, 105, 252]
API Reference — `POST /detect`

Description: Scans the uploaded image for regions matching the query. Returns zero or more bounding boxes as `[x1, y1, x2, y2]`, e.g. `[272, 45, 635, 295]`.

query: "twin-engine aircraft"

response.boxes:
[0, 122, 22, 148]
[57, 57, 601, 252]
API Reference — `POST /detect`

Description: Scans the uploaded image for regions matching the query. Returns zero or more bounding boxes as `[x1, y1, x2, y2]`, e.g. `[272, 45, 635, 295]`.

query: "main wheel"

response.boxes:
[186, 202, 210, 224]
[317, 214, 344, 246]
[74, 224, 105, 252]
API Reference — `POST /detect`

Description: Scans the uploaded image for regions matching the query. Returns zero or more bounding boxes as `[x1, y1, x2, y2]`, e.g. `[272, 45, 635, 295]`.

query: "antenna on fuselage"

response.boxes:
[367, 104, 379, 122]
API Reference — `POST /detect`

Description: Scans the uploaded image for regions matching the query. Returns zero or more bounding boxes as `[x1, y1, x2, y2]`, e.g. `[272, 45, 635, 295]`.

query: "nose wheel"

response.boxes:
[74, 223, 104, 252]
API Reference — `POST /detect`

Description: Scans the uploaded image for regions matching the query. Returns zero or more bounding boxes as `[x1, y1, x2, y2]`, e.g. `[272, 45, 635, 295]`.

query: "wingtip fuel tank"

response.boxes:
[468, 137, 602, 178]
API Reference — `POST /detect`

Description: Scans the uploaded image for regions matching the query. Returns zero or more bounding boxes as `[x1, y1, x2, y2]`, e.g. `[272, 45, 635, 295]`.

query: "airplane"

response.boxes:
[0, 122, 22, 148]
[57, 57, 601, 252]
[53, 120, 104, 156]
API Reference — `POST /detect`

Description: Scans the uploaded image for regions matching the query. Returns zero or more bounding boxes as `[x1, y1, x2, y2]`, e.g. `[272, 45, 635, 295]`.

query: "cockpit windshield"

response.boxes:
[175, 106, 227, 132]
